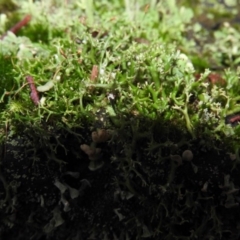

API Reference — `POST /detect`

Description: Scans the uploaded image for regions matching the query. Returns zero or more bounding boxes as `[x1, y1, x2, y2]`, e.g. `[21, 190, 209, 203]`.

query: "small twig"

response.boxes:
[26, 75, 40, 106]
[0, 15, 32, 40]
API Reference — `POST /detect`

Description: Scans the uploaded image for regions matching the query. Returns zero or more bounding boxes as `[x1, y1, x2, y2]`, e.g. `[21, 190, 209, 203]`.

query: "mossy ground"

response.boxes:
[1, 0, 240, 239]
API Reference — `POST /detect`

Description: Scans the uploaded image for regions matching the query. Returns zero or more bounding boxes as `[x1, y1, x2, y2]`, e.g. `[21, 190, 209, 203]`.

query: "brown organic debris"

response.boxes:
[90, 65, 99, 82]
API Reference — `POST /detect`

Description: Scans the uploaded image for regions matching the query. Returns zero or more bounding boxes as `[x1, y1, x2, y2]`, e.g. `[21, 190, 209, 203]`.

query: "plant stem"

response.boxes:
[0, 15, 32, 40]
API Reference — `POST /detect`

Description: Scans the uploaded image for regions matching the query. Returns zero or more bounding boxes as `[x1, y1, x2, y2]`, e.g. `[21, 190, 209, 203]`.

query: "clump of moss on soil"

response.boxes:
[1, 0, 240, 239]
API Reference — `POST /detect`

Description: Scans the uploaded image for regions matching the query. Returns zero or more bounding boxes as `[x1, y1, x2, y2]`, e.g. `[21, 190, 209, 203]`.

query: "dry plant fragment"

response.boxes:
[194, 72, 226, 87]
[91, 129, 111, 143]
[59, 49, 67, 59]
[26, 75, 40, 105]
[88, 65, 99, 92]
[90, 65, 99, 82]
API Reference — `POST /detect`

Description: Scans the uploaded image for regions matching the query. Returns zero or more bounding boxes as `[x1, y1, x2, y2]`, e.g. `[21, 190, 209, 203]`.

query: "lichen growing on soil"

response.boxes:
[1, 0, 240, 239]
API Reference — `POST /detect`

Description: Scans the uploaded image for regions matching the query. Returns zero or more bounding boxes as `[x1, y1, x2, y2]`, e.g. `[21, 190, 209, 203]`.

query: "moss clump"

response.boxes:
[1, 0, 240, 239]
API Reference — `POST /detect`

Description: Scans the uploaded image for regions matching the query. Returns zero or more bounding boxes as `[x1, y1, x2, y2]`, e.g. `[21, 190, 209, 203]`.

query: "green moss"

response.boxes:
[0, 0, 17, 12]
[1, 0, 240, 239]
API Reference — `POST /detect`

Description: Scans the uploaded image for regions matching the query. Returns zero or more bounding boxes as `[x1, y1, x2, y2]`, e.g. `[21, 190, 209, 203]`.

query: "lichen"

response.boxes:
[1, 0, 240, 239]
